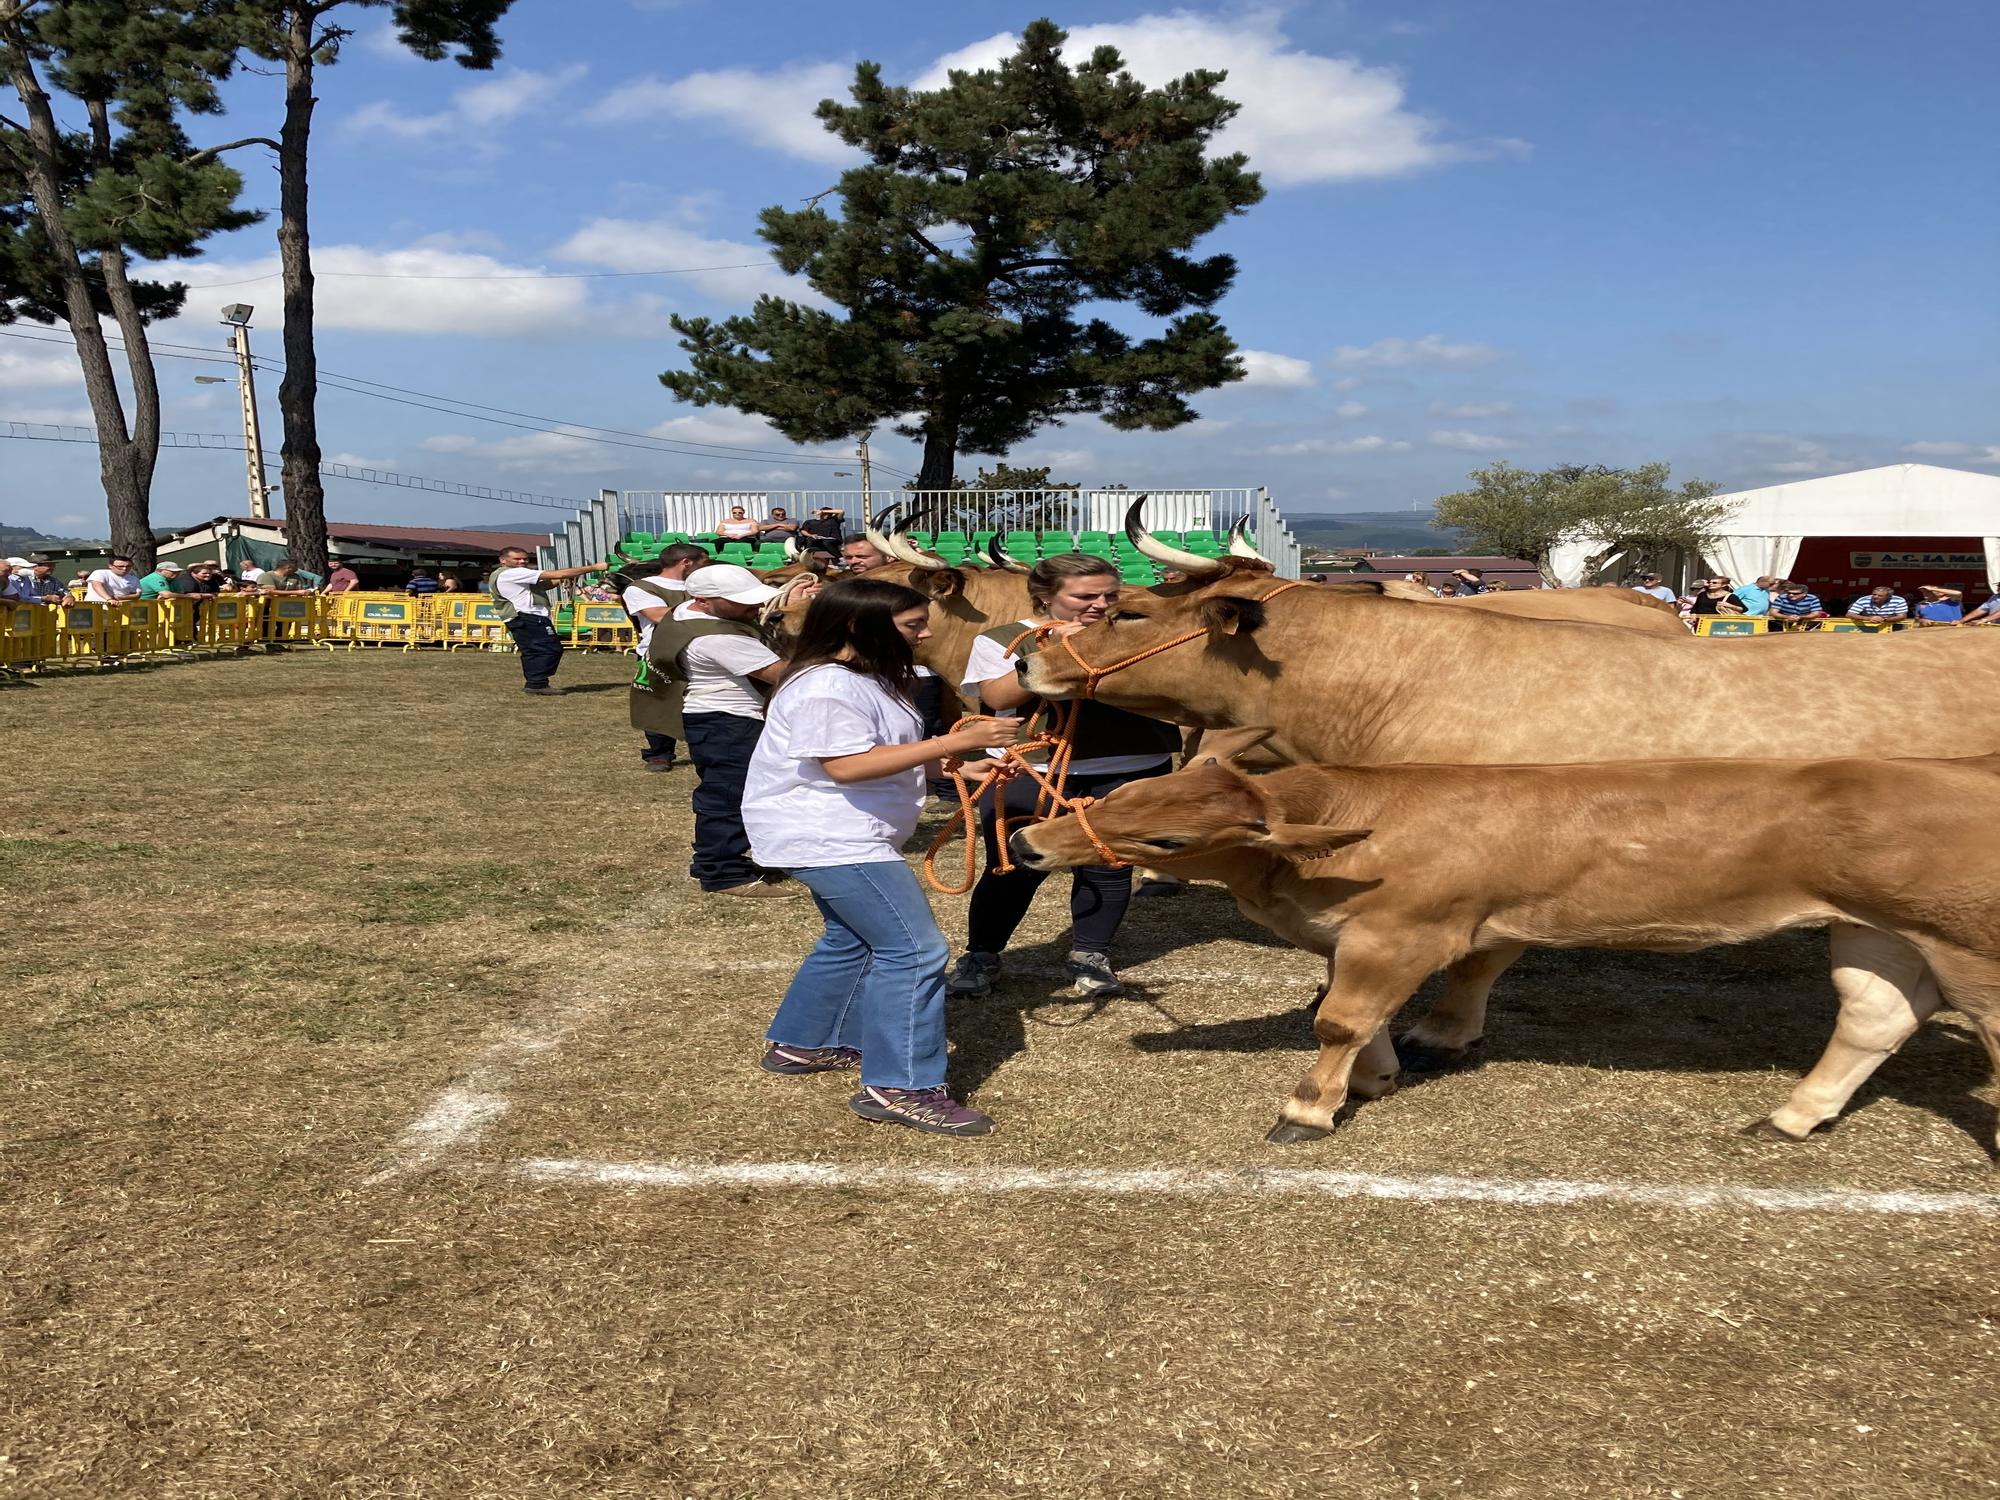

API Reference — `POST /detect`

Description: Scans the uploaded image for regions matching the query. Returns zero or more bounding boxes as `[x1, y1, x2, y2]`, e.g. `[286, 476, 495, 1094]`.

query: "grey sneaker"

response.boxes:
[849, 1085, 995, 1137]
[1065, 949, 1127, 998]
[945, 951, 1002, 996]
[760, 1043, 862, 1076]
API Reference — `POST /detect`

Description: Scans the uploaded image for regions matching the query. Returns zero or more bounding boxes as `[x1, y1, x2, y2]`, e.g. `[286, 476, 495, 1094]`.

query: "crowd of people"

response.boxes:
[0, 554, 337, 604]
[1634, 570, 2000, 626]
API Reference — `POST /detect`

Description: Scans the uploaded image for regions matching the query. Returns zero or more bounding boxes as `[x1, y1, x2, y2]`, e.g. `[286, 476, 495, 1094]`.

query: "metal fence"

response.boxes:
[558, 486, 1303, 578]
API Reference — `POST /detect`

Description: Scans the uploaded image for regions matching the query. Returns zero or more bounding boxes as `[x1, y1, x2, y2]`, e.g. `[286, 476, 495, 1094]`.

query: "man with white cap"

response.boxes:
[15, 559, 64, 603]
[0, 558, 34, 602]
[643, 562, 791, 898]
[137, 560, 187, 599]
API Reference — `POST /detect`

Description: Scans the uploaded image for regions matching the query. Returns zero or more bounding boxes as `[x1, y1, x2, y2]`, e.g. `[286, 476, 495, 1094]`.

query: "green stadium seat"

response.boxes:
[972, 530, 998, 546]
[934, 530, 969, 549]
[659, 531, 688, 545]
[719, 543, 753, 560]
[1181, 529, 1219, 549]
[906, 530, 933, 546]
[1119, 566, 1158, 585]
[1039, 530, 1075, 547]
[692, 534, 720, 549]
[1078, 539, 1113, 556]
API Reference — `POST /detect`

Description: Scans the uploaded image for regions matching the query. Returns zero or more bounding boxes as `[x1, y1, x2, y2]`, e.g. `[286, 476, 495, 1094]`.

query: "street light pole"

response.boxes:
[220, 304, 272, 519]
[857, 431, 874, 525]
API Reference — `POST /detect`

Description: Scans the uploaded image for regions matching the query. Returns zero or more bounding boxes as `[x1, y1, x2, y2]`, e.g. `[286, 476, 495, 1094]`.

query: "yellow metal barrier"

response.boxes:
[567, 602, 637, 651]
[320, 591, 429, 648]
[0, 603, 55, 674]
[197, 595, 257, 650]
[50, 602, 111, 663]
[432, 594, 512, 649]
[1692, 616, 1766, 637]
[260, 594, 323, 644]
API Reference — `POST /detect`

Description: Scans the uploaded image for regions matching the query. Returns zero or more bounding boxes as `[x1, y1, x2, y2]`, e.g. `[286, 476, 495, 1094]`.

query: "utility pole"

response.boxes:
[220, 304, 272, 519]
[857, 431, 874, 526]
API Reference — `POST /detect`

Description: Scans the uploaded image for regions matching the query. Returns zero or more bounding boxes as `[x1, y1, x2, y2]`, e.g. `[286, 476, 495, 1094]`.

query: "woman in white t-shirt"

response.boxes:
[744, 577, 1015, 1137]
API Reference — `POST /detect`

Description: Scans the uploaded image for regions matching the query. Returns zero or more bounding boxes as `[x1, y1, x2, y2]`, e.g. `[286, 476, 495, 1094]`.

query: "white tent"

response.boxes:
[1699, 464, 2000, 590]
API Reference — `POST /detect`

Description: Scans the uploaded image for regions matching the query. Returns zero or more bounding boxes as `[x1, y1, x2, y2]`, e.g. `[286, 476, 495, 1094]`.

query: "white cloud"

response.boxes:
[348, 64, 587, 141]
[552, 215, 824, 307]
[1332, 376, 1367, 392]
[1232, 350, 1315, 388]
[0, 339, 85, 390]
[918, 15, 1523, 185]
[1723, 432, 1874, 479]
[606, 14, 1522, 187]
[586, 60, 852, 162]
[1429, 400, 1512, 418]
[1334, 400, 1369, 418]
[1260, 435, 1411, 456]
[50, 513, 90, 528]
[1331, 334, 1501, 369]
[2, 403, 96, 426]
[1902, 440, 2000, 465]
[326, 452, 399, 469]
[167, 244, 665, 339]
[1430, 429, 1519, 452]
[420, 428, 608, 474]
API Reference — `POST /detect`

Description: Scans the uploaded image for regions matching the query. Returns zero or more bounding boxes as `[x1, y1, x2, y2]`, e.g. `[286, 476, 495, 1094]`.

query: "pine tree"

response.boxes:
[218, 1, 513, 574]
[1, 0, 259, 568]
[662, 19, 1265, 492]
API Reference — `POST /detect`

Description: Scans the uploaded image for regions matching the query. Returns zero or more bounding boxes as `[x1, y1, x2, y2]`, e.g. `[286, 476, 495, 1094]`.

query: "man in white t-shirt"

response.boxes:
[622, 542, 710, 770]
[487, 545, 609, 694]
[653, 563, 788, 897]
[86, 556, 142, 602]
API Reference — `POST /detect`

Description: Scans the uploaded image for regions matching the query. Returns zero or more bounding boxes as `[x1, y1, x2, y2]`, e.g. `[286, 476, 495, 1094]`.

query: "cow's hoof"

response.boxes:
[1265, 1119, 1336, 1145]
[1739, 1118, 1810, 1144]
[1396, 1035, 1484, 1075]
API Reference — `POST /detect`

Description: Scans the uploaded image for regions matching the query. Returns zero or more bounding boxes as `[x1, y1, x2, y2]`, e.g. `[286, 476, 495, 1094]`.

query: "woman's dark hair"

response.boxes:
[781, 576, 929, 702]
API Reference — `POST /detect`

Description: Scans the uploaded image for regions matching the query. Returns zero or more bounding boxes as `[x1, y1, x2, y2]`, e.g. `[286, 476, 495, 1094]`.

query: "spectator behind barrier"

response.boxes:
[0, 559, 31, 602]
[1731, 575, 1779, 616]
[1960, 592, 2000, 625]
[260, 559, 316, 594]
[1687, 576, 1745, 617]
[439, 575, 464, 592]
[1846, 585, 1909, 622]
[21, 559, 66, 602]
[1633, 571, 1677, 603]
[322, 560, 361, 594]
[86, 556, 141, 601]
[1769, 582, 1827, 622]
[406, 568, 441, 597]
[1451, 567, 1486, 596]
[136, 561, 187, 598]
[1913, 586, 1962, 623]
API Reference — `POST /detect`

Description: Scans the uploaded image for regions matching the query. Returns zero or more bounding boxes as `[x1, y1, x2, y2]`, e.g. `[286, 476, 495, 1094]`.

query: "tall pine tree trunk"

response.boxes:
[86, 100, 162, 572]
[5, 45, 153, 566]
[275, 6, 329, 575]
[916, 422, 957, 492]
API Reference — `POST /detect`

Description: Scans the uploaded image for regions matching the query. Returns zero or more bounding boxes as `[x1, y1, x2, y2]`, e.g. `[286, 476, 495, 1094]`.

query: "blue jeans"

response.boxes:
[505, 614, 564, 688]
[768, 861, 951, 1091]
[683, 711, 764, 890]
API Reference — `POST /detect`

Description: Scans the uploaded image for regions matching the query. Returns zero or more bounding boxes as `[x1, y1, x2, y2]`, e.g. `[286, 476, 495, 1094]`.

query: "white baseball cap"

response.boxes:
[4, 556, 31, 567]
[157, 560, 184, 573]
[685, 563, 779, 605]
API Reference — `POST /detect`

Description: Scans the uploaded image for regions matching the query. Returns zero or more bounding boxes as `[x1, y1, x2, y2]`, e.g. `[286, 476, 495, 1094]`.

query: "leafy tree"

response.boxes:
[663, 19, 1265, 492]
[217, 0, 513, 572]
[1432, 461, 1727, 586]
[1, 0, 259, 567]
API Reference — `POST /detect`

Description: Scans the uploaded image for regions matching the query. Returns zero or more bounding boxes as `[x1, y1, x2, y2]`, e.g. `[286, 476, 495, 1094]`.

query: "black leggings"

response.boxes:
[966, 761, 1171, 957]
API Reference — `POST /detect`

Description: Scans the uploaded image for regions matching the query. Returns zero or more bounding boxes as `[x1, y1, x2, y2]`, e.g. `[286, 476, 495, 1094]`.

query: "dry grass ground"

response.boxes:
[3, 649, 1996, 1499]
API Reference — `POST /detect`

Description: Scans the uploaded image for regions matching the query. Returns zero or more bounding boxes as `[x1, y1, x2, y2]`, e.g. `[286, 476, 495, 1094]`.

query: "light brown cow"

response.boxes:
[1013, 740, 2000, 1153]
[1023, 560, 2000, 1062]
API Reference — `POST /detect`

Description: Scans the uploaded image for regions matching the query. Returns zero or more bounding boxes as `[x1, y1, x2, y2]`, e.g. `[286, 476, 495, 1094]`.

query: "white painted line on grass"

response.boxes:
[509, 1156, 2000, 1219]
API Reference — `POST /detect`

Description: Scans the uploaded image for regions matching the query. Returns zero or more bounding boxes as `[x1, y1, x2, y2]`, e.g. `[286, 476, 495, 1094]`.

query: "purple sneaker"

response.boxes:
[759, 1043, 862, 1076]
[849, 1085, 995, 1137]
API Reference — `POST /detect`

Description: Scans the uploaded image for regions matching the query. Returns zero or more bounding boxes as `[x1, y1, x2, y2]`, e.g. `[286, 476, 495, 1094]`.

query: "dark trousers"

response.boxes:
[684, 711, 765, 890]
[966, 761, 1171, 957]
[641, 731, 677, 765]
[506, 614, 564, 688]
[911, 673, 953, 738]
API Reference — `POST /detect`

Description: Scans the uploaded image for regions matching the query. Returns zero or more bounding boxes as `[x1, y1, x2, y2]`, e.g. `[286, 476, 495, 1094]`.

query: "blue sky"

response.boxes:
[6, 0, 1996, 536]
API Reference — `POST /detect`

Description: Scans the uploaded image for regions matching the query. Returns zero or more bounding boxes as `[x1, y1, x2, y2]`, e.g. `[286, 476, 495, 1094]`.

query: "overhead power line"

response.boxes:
[0, 325, 914, 479]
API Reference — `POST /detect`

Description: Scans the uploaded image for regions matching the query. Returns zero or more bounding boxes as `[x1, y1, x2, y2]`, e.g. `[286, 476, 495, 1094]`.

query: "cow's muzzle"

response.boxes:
[1007, 827, 1055, 871]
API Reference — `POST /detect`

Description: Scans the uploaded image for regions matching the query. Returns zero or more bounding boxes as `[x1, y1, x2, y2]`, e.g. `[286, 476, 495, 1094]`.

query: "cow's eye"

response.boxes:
[1147, 835, 1188, 850]
[1112, 610, 1146, 622]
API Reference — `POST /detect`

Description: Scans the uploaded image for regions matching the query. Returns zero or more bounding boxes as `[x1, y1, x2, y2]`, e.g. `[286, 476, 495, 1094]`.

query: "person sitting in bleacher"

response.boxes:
[716, 506, 762, 543]
[1769, 581, 1827, 623]
[1846, 585, 1909, 622]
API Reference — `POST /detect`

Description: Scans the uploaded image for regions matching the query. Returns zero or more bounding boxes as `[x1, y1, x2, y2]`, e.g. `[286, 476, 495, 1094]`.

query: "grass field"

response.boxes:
[4, 649, 1997, 1499]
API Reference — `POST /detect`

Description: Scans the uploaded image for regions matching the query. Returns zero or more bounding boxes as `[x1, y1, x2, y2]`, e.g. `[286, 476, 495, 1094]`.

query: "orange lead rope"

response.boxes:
[921, 580, 1305, 895]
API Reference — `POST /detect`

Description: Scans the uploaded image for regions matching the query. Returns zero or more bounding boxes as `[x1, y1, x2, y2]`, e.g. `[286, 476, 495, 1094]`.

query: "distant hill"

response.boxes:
[0, 521, 108, 552]
[1284, 510, 1467, 555]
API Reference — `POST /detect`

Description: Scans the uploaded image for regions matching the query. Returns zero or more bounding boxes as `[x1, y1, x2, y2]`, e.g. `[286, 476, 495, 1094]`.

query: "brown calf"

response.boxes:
[1012, 736, 2000, 1152]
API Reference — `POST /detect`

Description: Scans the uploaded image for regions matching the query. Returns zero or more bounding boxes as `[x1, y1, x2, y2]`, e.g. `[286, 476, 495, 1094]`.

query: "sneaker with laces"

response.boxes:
[1065, 949, 1127, 998]
[944, 951, 1002, 996]
[759, 1043, 862, 1075]
[849, 1085, 995, 1136]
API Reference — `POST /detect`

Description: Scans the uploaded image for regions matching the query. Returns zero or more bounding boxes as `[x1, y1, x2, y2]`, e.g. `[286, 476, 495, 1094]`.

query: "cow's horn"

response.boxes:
[861, 501, 906, 566]
[1126, 496, 1225, 574]
[985, 534, 1030, 573]
[879, 503, 953, 569]
[783, 535, 800, 560]
[1226, 517, 1269, 562]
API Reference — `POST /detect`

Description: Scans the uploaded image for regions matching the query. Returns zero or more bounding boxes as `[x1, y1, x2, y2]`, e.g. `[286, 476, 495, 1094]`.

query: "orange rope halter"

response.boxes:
[1055, 579, 1308, 697]
[920, 581, 1306, 894]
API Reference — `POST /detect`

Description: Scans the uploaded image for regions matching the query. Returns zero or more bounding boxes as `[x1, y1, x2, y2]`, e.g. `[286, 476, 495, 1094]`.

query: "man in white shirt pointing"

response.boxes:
[487, 545, 606, 695]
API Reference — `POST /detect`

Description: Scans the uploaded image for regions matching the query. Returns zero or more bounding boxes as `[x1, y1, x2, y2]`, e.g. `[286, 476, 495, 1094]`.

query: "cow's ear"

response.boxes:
[1258, 823, 1371, 860]
[912, 567, 965, 601]
[1198, 596, 1266, 637]
[1188, 725, 1281, 768]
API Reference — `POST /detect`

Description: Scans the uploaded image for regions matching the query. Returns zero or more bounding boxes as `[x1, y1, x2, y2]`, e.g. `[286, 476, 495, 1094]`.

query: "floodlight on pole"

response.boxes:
[219, 304, 272, 519]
